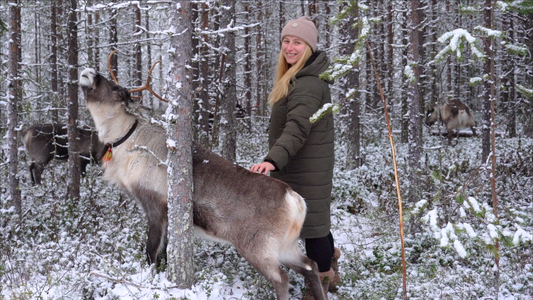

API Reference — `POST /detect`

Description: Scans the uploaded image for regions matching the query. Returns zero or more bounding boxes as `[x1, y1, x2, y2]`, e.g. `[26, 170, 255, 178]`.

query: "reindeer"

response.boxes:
[77, 52, 325, 300]
[425, 99, 477, 145]
[21, 124, 103, 184]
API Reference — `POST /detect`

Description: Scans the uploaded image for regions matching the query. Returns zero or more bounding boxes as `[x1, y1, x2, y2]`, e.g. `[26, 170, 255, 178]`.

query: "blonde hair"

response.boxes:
[268, 45, 313, 107]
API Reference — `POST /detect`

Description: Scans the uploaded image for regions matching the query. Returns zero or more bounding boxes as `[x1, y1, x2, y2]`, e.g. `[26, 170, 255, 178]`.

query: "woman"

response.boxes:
[250, 16, 340, 297]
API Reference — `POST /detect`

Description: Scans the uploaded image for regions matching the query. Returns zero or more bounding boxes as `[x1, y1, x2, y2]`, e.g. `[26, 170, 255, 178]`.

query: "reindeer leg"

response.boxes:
[239, 253, 291, 300]
[285, 255, 325, 300]
[132, 185, 168, 266]
[33, 163, 45, 185]
[29, 163, 36, 185]
[146, 202, 168, 266]
[145, 215, 166, 265]
[233, 236, 293, 300]
[80, 158, 89, 177]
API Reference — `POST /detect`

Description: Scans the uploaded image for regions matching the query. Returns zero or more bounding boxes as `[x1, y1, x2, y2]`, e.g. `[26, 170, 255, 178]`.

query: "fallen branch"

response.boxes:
[90, 271, 143, 289]
[427, 130, 503, 138]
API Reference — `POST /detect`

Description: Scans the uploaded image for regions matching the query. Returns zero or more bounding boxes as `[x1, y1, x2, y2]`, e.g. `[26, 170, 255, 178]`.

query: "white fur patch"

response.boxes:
[79, 68, 97, 87]
[194, 226, 230, 244]
[285, 190, 307, 224]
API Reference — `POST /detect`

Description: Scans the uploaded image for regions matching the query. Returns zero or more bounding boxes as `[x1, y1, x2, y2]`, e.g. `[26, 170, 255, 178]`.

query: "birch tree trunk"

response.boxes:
[166, 0, 195, 288]
[67, 0, 80, 201]
[7, 0, 22, 219]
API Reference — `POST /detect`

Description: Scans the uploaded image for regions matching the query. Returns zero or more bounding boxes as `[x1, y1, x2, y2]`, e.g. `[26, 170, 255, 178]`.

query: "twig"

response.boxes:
[90, 271, 143, 289]
[366, 39, 408, 300]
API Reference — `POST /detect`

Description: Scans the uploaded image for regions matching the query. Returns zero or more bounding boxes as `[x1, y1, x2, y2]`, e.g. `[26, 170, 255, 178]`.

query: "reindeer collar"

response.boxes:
[100, 119, 139, 164]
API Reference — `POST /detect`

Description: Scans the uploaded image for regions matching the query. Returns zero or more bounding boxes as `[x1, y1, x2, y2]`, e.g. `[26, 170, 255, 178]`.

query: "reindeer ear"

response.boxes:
[113, 87, 127, 99]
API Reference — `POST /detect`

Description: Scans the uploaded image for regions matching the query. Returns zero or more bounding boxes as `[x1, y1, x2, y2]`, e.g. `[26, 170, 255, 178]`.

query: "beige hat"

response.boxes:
[281, 16, 318, 51]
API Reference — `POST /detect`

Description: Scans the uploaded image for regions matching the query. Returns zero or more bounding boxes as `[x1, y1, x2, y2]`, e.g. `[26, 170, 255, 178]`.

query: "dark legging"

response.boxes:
[305, 232, 335, 272]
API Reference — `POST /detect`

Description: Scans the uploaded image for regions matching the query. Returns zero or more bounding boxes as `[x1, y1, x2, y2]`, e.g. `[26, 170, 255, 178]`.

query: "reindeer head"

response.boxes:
[79, 68, 133, 108]
[424, 107, 438, 127]
[79, 50, 166, 109]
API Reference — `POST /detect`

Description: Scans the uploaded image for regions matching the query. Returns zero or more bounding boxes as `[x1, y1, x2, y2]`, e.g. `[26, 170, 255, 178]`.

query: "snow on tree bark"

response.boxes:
[340, 3, 361, 169]
[7, 0, 22, 218]
[481, 0, 493, 162]
[166, 1, 195, 288]
[67, 0, 81, 201]
[218, 0, 237, 163]
[407, 0, 422, 205]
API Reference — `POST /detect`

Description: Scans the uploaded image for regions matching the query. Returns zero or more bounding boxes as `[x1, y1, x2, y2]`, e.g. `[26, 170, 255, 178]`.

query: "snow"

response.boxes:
[436, 28, 486, 61]
[512, 225, 532, 245]
[404, 65, 415, 83]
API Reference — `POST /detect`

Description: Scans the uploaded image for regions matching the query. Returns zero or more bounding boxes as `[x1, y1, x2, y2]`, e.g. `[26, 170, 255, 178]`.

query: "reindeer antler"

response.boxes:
[107, 50, 119, 84]
[129, 61, 168, 102]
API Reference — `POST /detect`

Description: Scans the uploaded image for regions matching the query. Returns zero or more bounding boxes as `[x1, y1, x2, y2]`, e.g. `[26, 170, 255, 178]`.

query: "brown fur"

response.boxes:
[21, 124, 103, 184]
[79, 68, 325, 300]
[425, 99, 476, 145]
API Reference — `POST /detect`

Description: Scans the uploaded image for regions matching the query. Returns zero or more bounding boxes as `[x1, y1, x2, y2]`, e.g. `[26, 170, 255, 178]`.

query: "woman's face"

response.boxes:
[281, 36, 307, 66]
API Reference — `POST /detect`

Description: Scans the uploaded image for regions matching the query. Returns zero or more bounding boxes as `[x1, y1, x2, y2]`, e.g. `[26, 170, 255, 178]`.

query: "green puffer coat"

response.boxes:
[265, 51, 334, 239]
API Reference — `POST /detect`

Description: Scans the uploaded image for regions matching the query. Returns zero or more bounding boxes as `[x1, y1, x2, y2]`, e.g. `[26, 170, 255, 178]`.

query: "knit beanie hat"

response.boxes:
[281, 16, 318, 51]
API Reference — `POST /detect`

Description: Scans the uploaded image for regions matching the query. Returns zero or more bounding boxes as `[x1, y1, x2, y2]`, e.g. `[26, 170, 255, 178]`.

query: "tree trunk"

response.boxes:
[33, 8, 42, 123]
[166, 0, 195, 288]
[243, 1, 252, 122]
[255, 2, 265, 116]
[218, 0, 237, 162]
[408, 0, 422, 204]
[198, 3, 211, 147]
[387, 1, 394, 98]
[429, 0, 438, 108]
[481, 0, 493, 162]
[341, 2, 361, 169]
[145, 8, 153, 108]
[109, 9, 118, 81]
[279, 1, 284, 36]
[50, 0, 59, 124]
[134, 4, 143, 97]
[503, 15, 517, 138]
[324, 1, 331, 46]
[7, 0, 22, 220]
[400, 4, 409, 144]
[525, 13, 533, 137]
[67, 0, 80, 201]
[191, 1, 201, 142]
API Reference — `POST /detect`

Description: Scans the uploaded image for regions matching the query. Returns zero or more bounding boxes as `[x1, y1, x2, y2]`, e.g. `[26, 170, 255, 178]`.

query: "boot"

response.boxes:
[300, 268, 335, 300]
[319, 268, 336, 300]
[329, 247, 341, 292]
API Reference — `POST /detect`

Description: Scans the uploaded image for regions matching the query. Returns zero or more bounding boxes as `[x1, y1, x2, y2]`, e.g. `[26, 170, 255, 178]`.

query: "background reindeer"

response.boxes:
[78, 57, 325, 300]
[21, 124, 103, 184]
[424, 99, 477, 145]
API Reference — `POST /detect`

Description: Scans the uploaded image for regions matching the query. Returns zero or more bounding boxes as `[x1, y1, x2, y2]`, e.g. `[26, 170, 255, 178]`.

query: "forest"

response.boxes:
[1, 0, 533, 299]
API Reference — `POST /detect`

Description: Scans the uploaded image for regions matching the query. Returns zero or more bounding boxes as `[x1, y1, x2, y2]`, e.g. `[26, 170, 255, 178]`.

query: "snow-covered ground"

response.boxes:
[1, 118, 532, 299]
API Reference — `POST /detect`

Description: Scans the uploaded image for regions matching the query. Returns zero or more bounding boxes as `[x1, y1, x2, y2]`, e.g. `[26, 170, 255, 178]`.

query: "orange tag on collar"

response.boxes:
[102, 147, 113, 165]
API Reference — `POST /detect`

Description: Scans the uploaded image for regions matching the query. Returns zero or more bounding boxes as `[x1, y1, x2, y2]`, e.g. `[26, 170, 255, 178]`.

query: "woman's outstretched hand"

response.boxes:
[250, 162, 275, 175]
